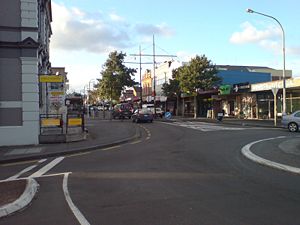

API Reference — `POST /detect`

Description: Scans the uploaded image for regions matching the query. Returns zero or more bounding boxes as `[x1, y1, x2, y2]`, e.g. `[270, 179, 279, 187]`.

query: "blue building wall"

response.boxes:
[217, 70, 271, 85]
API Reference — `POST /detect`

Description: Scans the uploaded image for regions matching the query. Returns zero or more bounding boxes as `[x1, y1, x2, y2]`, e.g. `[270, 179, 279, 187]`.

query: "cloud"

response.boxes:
[287, 47, 300, 56]
[230, 21, 281, 44]
[230, 22, 300, 57]
[51, 2, 175, 54]
[51, 2, 133, 53]
[134, 23, 175, 37]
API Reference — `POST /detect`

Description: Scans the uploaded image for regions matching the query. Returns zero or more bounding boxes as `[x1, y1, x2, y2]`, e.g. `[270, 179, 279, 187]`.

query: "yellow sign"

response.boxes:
[68, 118, 82, 126]
[39, 75, 63, 83]
[41, 118, 61, 126]
[50, 91, 64, 96]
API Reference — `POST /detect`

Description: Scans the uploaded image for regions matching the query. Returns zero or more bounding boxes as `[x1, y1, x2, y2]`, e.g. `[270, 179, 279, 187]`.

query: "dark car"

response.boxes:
[112, 103, 134, 119]
[132, 108, 154, 123]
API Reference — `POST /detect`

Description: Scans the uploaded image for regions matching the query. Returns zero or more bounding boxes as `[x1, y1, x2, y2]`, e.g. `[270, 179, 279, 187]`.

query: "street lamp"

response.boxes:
[246, 8, 286, 115]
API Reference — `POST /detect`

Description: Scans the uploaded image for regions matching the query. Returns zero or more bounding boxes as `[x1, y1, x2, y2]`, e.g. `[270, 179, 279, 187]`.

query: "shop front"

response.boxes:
[251, 78, 300, 119]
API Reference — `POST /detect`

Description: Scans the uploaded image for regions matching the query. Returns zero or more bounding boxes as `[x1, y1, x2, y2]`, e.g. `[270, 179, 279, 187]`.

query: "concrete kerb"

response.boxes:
[241, 136, 300, 175]
[0, 178, 39, 218]
[0, 126, 142, 165]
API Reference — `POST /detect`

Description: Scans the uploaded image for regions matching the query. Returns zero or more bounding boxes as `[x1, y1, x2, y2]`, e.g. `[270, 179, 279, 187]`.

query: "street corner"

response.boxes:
[0, 178, 39, 218]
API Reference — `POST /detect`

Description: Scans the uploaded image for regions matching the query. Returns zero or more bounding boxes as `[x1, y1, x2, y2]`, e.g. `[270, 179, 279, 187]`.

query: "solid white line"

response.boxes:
[5, 165, 38, 181]
[241, 136, 300, 175]
[29, 157, 65, 178]
[5, 158, 48, 180]
[63, 173, 90, 225]
[38, 159, 47, 163]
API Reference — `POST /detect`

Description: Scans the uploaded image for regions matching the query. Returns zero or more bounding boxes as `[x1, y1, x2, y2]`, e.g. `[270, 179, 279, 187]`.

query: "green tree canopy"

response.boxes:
[177, 55, 221, 95]
[95, 51, 137, 102]
[162, 68, 181, 98]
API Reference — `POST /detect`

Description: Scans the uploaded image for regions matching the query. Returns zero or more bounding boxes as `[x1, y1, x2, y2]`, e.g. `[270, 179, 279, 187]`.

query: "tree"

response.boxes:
[162, 68, 182, 116]
[177, 55, 221, 118]
[95, 51, 137, 103]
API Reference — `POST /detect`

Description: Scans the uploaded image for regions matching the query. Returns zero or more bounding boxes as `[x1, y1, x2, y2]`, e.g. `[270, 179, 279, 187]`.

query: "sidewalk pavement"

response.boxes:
[0, 117, 140, 164]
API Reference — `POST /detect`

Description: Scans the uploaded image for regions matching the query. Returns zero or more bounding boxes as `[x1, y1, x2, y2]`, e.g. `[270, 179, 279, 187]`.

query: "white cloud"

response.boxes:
[51, 2, 175, 54]
[287, 47, 300, 56]
[135, 23, 175, 37]
[51, 2, 133, 53]
[109, 13, 125, 22]
[230, 21, 281, 44]
[230, 22, 300, 57]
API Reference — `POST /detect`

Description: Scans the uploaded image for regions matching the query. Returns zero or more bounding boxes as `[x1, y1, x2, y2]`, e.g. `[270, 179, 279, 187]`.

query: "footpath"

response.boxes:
[0, 116, 299, 218]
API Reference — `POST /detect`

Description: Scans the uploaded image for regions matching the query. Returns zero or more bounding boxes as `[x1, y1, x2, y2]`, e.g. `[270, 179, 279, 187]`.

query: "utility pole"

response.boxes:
[153, 35, 156, 115]
[129, 35, 177, 115]
[139, 45, 142, 108]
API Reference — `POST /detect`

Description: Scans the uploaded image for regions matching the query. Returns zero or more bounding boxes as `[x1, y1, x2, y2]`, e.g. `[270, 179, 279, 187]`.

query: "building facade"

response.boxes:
[0, 0, 52, 146]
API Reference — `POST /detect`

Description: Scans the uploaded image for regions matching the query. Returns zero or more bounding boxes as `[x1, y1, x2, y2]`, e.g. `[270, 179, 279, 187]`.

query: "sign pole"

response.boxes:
[272, 88, 278, 126]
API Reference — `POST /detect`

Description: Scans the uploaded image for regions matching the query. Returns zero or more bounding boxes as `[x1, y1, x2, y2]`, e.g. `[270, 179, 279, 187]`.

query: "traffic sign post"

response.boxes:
[272, 88, 279, 126]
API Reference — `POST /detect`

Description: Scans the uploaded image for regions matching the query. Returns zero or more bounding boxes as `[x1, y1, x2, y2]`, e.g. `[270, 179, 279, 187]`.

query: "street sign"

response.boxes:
[165, 112, 172, 119]
[39, 75, 63, 83]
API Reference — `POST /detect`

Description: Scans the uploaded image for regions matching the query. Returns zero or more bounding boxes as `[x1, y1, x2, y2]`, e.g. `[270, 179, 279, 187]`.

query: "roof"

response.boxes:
[216, 65, 274, 72]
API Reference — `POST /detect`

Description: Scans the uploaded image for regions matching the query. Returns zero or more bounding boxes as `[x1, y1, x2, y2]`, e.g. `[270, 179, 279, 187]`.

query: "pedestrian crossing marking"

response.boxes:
[165, 121, 246, 132]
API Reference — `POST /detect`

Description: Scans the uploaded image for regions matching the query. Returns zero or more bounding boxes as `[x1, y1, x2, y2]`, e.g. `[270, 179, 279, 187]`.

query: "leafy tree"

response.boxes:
[162, 68, 182, 116]
[95, 51, 137, 103]
[177, 55, 221, 118]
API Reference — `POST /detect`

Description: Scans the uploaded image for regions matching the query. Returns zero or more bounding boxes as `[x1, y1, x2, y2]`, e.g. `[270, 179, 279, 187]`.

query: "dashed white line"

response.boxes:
[63, 173, 90, 225]
[29, 157, 65, 178]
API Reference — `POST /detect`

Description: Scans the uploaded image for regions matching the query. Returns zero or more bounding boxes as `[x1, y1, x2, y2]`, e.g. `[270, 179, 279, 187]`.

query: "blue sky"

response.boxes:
[50, 0, 300, 92]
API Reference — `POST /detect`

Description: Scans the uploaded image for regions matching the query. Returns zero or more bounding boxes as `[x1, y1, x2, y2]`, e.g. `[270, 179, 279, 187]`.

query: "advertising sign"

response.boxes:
[39, 75, 63, 83]
[219, 85, 231, 95]
[233, 82, 250, 93]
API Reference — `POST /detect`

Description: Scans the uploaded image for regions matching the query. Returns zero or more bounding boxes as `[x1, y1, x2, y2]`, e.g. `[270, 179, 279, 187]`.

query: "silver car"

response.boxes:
[281, 110, 300, 132]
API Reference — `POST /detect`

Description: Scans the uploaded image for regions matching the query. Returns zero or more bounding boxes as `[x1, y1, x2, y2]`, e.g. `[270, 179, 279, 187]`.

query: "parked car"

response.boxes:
[281, 110, 300, 132]
[132, 108, 153, 123]
[112, 103, 134, 119]
[142, 104, 164, 118]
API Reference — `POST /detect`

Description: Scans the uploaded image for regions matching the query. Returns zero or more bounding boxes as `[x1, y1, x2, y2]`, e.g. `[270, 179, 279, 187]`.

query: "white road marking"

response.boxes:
[29, 157, 65, 178]
[38, 159, 47, 163]
[241, 136, 300, 175]
[165, 121, 246, 132]
[102, 146, 120, 151]
[63, 173, 91, 225]
[5, 165, 38, 181]
[5, 158, 48, 180]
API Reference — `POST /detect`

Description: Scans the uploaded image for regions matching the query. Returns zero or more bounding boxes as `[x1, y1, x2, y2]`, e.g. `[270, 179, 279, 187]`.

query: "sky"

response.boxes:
[50, 0, 300, 93]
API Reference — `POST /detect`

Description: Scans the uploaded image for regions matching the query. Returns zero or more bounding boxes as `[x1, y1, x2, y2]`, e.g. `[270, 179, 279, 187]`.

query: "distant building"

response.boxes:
[141, 69, 153, 102]
[0, 0, 52, 146]
[216, 65, 292, 81]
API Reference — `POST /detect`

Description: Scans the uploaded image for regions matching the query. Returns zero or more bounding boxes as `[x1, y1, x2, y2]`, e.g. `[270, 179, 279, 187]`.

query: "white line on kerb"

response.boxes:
[241, 136, 300, 175]
[29, 157, 65, 178]
[63, 173, 91, 225]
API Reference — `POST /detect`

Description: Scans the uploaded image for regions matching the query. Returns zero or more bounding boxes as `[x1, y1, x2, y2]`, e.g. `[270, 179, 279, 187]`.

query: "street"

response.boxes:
[1, 120, 300, 225]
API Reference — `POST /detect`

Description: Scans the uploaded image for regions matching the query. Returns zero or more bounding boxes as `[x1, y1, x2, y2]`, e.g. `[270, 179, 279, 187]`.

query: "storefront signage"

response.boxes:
[251, 78, 300, 92]
[218, 85, 231, 95]
[39, 75, 63, 83]
[233, 82, 250, 93]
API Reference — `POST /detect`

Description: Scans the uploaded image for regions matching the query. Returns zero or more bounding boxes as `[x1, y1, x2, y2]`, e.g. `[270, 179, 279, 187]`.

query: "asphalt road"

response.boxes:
[1, 120, 300, 225]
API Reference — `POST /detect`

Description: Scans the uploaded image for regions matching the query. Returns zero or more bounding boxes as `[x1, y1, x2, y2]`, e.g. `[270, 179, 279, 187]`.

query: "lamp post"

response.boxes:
[246, 8, 286, 115]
